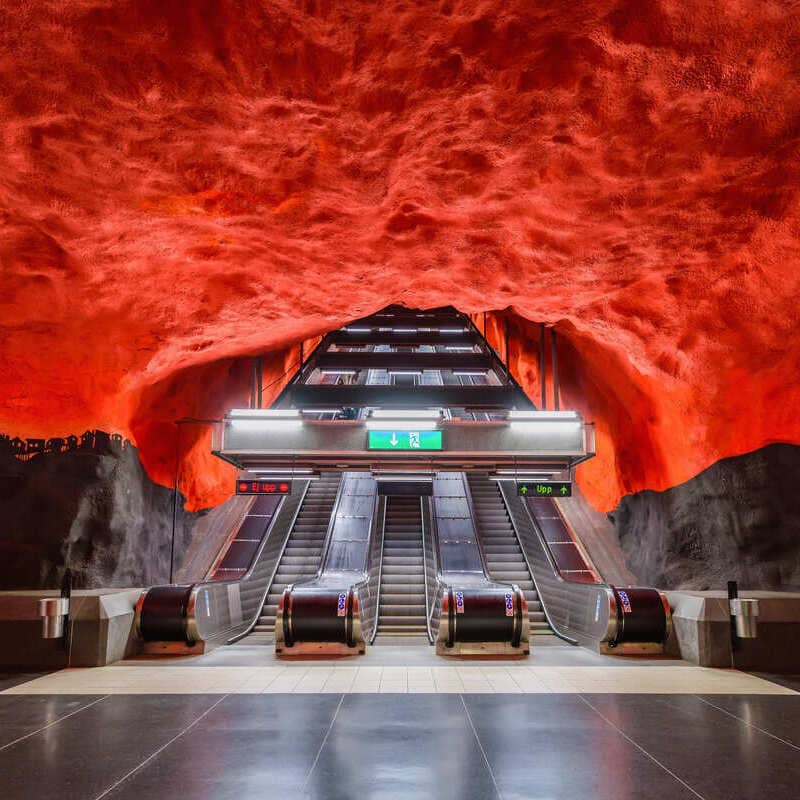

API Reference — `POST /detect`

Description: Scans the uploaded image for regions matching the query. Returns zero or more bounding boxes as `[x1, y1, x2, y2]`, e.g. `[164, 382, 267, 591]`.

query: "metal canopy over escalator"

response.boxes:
[211, 306, 595, 477]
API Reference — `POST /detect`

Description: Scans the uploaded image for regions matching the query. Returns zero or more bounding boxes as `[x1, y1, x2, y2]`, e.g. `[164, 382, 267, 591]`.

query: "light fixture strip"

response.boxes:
[365, 420, 438, 430]
[228, 408, 300, 418]
[508, 410, 579, 419]
[370, 409, 441, 419]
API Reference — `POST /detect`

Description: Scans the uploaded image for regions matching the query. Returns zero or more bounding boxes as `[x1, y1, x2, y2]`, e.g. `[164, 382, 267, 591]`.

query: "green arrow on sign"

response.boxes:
[520, 485, 528, 495]
[560, 486, 568, 495]
[368, 430, 443, 450]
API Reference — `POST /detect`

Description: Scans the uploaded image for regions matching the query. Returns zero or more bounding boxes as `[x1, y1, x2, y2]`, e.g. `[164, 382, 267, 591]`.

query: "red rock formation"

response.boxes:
[2, 1, 800, 511]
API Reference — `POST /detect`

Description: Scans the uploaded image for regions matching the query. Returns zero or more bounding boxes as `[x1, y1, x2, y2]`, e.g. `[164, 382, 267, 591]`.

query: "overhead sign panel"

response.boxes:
[236, 479, 292, 495]
[368, 430, 443, 451]
[517, 481, 572, 497]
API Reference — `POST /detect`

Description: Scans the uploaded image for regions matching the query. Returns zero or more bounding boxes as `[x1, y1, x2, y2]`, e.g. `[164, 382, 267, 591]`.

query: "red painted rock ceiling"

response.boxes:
[2, 1, 800, 512]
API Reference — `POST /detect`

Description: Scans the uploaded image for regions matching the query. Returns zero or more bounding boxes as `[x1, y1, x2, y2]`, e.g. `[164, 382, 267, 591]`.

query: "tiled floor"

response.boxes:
[3, 643, 796, 696]
[0, 691, 799, 799]
[2, 646, 798, 799]
[4, 663, 795, 695]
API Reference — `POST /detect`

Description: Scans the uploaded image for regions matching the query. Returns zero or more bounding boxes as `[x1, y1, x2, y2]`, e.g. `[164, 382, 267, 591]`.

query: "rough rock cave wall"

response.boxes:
[0, 437, 198, 589]
[609, 444, 800, 591]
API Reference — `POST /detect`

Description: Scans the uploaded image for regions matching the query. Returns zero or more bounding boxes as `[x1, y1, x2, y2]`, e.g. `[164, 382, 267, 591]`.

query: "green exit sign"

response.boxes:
[518, 481, 572, 497]
[368, 430, 443, 451]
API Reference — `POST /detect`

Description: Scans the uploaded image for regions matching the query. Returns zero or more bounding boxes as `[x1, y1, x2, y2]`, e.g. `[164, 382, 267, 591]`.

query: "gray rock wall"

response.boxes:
[0, 435, 200, 589]
[609, 443, 800, 591]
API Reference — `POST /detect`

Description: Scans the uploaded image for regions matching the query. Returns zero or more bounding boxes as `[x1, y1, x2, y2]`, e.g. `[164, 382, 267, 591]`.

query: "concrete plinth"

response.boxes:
[666, 590, 800, 671]
[0, 589, 142, 668]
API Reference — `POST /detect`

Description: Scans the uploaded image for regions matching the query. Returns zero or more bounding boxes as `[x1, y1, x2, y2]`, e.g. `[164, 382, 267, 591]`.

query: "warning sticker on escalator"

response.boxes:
[455, 591, 465, 614]
[504, 593, 514, 616]
[337, 592, 347, 617]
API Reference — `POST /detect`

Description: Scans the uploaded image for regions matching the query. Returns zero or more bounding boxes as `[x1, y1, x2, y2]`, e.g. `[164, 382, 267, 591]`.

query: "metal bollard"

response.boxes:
[39, 597, 70, 639]
[730, 598, 759, 639]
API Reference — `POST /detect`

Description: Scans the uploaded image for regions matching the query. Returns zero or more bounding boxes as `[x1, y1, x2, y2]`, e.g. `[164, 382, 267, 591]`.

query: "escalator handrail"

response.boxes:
[499, 479, 594, 645]
[365, 495, 386, 644]
[419, 495, 435, 644]
[424, 491, 444, 637]
[225, 479, 313, 643]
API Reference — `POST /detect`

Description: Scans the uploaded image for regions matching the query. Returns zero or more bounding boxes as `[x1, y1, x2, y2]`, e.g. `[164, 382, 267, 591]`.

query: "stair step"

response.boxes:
[468, 474, 553, 637]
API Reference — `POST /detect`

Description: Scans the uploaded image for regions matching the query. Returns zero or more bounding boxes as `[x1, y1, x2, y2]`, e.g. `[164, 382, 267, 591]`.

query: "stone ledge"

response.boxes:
[0, 589, 142, 668]
[666, 590, 800, 671]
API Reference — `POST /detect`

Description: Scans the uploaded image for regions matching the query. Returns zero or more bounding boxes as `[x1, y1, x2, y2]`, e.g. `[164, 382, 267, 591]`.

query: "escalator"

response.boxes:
[275, 472, 379, 654]
[498, 481, 671, 651]
[375, 496, 428, 641]
[427, 472, 530, 655]
[246, 474, 341, 643]
[136, 304, 669, 657]
[466, 473, 553, 640]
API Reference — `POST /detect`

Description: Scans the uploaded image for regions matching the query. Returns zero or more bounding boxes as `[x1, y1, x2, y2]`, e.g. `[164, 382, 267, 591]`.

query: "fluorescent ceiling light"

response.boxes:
[508, 410, 579, 420]
[345, 327, 371, 333]
[493, 470, 554, 476]
[392, 328, 417, 333]
[365, 420, 438, 430]
[445, 346, 474, 351]
[488, 472, 556, 481]
[389, 370, 422, 376]
[301, 409, 342, 415]
[230, 419, 303, 431]
[228, 408, 300, 418]
[438, 328, 466, 333]
[375, 475, 434, 482]
[510, 421, 582, 433]
[452, 370, 488, 377]
[321, 369, 356, 375]
[370, 409, 441, 419]
[251, 468, 314, 474]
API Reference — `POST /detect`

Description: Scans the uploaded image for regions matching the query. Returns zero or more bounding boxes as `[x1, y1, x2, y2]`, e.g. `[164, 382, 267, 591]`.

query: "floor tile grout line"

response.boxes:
[301, 693, 346, 790]
[577, 694, 708, 800]
[694, 696, 800, 752]
[0, 694, 110, 752]
[91, 694, 229, 800]
[460, 694, 505, 800]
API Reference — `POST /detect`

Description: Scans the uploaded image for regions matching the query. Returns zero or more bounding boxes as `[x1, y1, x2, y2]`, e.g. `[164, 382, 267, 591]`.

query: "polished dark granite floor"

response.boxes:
[0, 692, 798, 800]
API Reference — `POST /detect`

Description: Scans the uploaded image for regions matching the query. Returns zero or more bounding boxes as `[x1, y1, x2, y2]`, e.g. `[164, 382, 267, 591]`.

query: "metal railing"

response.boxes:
[420, 496, 439, 644]
[364, 496, 387, 644]
[170, 480, 311, 646]
[498, 479, 612, 646]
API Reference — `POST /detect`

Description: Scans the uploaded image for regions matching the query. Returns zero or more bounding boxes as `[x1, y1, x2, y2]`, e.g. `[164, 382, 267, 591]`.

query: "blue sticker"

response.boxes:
[455, 591, 465, 614]
[504, 592, 514, 617]
[618, 590, 632, 614]
[337, 592, 347, 617]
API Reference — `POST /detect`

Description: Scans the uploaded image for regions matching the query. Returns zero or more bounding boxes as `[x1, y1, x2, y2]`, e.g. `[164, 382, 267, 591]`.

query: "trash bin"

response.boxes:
[730, 598, 759, 639]
[39, 597, 70, 639]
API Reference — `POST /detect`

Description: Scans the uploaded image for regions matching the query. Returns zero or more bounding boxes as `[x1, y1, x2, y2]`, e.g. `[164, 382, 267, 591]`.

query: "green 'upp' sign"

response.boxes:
[517, 481, 572, 497]
[368, 430, 443, 450]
